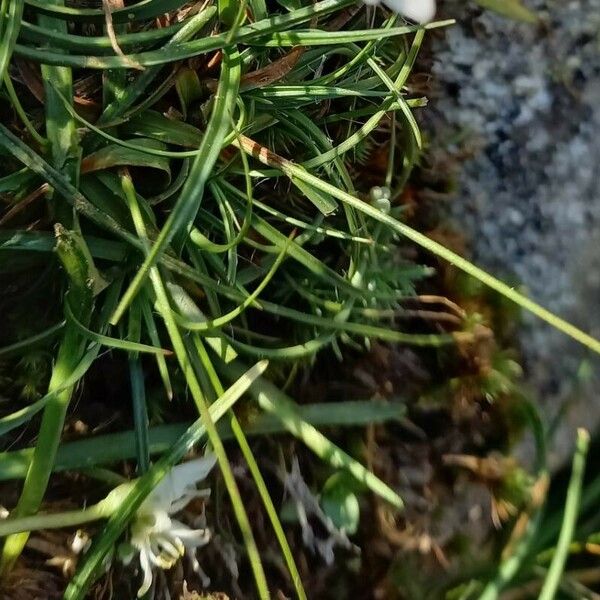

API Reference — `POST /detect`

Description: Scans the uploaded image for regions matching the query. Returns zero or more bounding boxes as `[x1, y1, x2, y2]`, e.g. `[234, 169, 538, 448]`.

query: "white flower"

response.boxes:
[126, 455, 217, 598]
[362, 0, 437, 23]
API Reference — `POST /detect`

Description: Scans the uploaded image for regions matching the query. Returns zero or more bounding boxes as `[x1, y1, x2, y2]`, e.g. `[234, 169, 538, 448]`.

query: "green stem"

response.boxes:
[0, 503, 106, 537]
[2, 72, 46, 147]
[192, 335, 306, 599]
[230, 409, 307, 599]
[539, 429, 590, 600]
[0, 0, 24, 81]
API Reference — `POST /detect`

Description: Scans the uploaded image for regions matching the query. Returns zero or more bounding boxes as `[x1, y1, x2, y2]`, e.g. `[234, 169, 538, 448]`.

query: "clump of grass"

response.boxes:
[0, 0, 598, 598]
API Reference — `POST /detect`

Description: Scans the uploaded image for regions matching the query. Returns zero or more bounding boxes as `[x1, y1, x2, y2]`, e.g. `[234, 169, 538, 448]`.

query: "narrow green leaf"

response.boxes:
[475, 0, 538, 23]
[251, 22, 453, 47]
[19, 18, 185, 51]
[291, 175, 338, 215]
[120, 110, 203, 147]
[81, 138, 171, 180]
[129, 358, 150, 474]
[100, 6, 217, 123]
[0, 400, 403, 480]
[0, 321, 65, 358]
[0, 0, 24, 81]
[538, 429, 590, 600]
[15, 0, 356, 69]
[64, 300, 171, 356]
[167, 283, 239, 363]
[238, 138, 600, 356]
[24, 0, 188, 23]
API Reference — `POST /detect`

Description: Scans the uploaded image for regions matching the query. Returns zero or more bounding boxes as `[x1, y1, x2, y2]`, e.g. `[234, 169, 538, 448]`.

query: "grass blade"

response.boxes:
[0, 400, 403, 480]
[538, 429, 590, 600]
[0, 0, 24, 81]
[475, 0, 538, 23]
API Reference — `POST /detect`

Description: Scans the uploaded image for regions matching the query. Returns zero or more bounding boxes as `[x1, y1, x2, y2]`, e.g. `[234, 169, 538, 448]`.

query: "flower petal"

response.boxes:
[169, 520, 211, 548]
[168, 487, 210, 514]
[142, 455, 216, 513]
[382, 0, 436, 22]
[175, 530, 211, 547]
[137, 546, 154, 598]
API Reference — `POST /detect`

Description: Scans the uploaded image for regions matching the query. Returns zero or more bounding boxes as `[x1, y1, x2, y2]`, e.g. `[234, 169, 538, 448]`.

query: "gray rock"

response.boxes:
[427, 0, 600, 468]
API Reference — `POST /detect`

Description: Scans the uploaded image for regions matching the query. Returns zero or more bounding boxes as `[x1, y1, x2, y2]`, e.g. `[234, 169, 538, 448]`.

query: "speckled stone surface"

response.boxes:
[427, 0, 600, 466]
